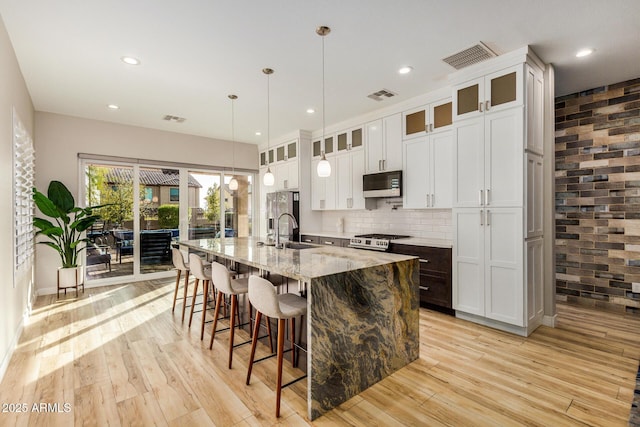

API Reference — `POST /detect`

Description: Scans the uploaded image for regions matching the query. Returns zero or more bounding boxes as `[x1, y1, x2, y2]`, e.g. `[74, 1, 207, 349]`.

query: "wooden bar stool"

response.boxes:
[188, 253, 213, 340]
[171, 248, 190, 322]
[246, 275, 307, 417]
[208, 261, 253, 369]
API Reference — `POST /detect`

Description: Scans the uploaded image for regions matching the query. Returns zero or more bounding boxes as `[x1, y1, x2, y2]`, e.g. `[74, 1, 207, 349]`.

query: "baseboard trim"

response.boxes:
[542, 314, 557, 328]
[0, 312, 26, 384]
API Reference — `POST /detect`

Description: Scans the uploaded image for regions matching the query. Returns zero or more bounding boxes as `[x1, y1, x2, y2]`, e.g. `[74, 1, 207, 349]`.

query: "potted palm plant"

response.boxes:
[33, 180, 104, 297]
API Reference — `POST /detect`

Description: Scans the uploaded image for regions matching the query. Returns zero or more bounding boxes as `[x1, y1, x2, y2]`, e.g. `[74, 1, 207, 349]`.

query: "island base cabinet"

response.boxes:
[391, 243, 452, 311]
[453, 208, 527, 329]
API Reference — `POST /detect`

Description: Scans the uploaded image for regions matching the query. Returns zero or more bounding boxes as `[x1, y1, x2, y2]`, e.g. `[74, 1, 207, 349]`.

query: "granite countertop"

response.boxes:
[179, 237, 417, 282]
[300, 231, 453, 249]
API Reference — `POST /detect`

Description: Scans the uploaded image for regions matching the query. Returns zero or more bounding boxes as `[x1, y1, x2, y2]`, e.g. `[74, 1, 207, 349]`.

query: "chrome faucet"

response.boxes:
[275, 212, 298, 249]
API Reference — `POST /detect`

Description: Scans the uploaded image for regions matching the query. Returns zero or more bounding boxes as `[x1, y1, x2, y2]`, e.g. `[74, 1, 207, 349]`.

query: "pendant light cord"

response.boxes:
[231, 97, 235, 174]
[321, 33, 325, 148]
[267, 72, 270, 164]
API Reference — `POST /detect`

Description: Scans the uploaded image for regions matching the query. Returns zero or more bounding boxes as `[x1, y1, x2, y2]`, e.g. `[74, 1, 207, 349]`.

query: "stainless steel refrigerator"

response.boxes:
[266, 191, 300, 243]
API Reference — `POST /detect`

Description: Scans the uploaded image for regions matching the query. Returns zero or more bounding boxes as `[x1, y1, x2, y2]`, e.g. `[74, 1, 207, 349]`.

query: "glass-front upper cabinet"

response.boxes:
[336, 126, 364, 152]
[268, 149, 274, 164]
[287, 141, 297, 160]
[324, 136, 334, 155]
[337, 132, 348, 151]
[431, 100, 453, 133]
[260, 151, 267, 167]
[276, 145, 286, 162]
[453, 64, 523, 121]
[351, 127, 363, 149]
[403, 99, 452, 139]
[312, 139, 322, 157]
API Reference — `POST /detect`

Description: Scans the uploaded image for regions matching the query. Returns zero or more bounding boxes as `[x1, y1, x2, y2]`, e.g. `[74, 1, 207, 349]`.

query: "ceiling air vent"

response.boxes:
[367, 88, 397, 102]
[442, 42, 497, 70]
[162, 114, 186, 123]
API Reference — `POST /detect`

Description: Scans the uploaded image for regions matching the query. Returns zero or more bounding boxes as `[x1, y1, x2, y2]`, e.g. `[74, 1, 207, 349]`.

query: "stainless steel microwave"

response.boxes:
[363, 170, 402, 198]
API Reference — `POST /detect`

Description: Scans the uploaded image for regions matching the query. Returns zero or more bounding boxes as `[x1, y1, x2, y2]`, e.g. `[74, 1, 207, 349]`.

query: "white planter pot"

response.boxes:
[57, 266, 84, 297]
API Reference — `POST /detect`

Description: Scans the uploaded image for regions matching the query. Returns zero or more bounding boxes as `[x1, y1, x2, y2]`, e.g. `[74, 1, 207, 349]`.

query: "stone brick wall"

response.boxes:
[555, 78, 640, 313]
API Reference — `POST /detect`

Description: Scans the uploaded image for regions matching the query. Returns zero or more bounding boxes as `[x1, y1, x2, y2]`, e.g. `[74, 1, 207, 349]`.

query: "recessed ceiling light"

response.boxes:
[107, 104, 119, 110]
[121, 56, 141, 65]
[255, 131, 262, 136]
[576, 48, 594, 58]
[398, 66, 413, 74]
[306, 108, 315, 114]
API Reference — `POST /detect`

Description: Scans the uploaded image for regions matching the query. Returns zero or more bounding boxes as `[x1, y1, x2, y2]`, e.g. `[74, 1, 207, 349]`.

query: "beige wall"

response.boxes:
[0, 16, 35, 381]
[34, 112, 257, 293]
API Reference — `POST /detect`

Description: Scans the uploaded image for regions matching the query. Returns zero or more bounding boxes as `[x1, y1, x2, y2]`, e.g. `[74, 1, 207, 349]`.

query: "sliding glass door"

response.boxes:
[82, 158, 253, 284]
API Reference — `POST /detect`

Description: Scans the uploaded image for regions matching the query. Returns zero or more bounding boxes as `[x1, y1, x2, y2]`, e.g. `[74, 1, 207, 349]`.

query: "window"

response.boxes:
[144, 187, 153, 201]
[13, 109, 35, 282]
[170, 188, 179, 201]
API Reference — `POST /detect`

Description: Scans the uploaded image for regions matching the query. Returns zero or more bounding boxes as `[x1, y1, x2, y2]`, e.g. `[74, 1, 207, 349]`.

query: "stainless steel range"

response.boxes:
[349, 233, 411, 251]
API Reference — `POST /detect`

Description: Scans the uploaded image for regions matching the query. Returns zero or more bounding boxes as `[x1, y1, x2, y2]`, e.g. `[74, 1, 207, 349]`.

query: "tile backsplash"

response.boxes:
[320, 200, 452, 240]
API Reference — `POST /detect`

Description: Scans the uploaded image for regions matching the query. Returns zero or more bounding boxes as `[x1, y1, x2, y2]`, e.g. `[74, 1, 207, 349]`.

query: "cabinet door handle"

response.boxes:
[426, 194, 430, 207]
[303, 239, 313, 243]
[383, 159, 386, 170]
[419, 259, 430, 263]
[430, 123, 434, 132]
[486, 189, 490, 205]
[485, 100, 490, 111]
[487, 210, 491, 226]
[419, 286, 430, 291]
[378, 160, 382, 171]
[480, 209, 484, 226]
[284, 179, 288, 189]
[324, 241, 335, 245]
[479, 190, 484, 206]
[479, 102, 483, 113]
[432, 193, 435, 207]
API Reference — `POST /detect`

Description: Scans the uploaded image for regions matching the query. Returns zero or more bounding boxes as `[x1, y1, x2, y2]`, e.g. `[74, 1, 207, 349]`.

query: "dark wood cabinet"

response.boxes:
[390, 244, 453, 314]
[300, 234, 319, 244]
[300, 234, 350, 247]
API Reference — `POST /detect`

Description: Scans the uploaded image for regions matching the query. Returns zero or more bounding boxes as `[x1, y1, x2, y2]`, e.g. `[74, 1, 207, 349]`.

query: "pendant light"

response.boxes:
[228, 94, 239, 191]
[316, 25, 331, 178]
[262, 67, 275, 187]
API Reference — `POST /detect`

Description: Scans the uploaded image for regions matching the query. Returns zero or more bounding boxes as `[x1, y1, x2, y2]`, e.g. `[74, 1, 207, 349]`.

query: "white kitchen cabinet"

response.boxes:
[453, 64, 523, 121]
[484, 208, 524, 325]
[402, 99, 452, 140]
[274, 159, 298, 191]
[454, 208, 524, 325]
[525, 237, 544, 326]
[311, 157, 336, 210]
[452, 48, 545, 336]
[453, 107, 523, 208]
[365, 113, 402, 173]
[525, 65, 544, 155]
[453, 209, 484, 315]
[403, 130, 452, 209]
[336, 150, 365, 210]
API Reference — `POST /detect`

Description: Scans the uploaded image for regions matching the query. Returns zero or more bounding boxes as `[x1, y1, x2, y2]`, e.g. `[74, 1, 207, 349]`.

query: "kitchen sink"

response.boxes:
[283, 242, 317, 250]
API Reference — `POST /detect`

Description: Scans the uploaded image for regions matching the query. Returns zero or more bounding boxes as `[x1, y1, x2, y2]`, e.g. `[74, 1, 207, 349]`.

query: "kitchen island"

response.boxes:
[179, 237, 419, 420]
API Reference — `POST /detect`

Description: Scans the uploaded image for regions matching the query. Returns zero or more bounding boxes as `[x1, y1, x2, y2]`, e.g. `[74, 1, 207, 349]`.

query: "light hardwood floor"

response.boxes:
[1, 277, 638, 426]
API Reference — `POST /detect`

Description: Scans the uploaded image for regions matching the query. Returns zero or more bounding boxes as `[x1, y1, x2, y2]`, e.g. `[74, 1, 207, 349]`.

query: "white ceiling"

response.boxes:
[1, 0, 639, 145]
